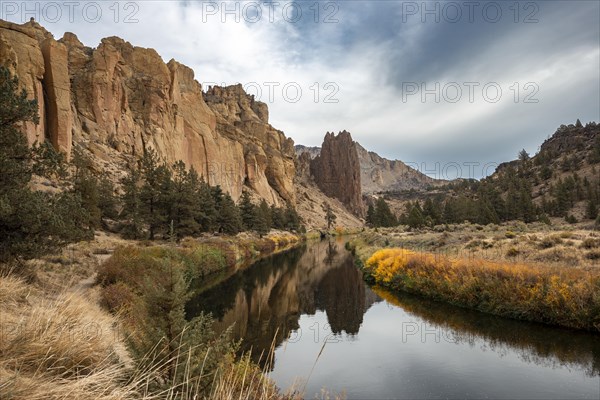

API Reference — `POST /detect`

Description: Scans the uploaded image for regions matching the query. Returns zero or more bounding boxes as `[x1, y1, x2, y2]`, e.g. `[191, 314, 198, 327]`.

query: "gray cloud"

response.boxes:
[3, 0, 598, 178]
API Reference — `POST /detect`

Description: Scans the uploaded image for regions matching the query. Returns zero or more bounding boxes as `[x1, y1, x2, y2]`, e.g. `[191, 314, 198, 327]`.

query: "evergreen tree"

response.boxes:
[196, 177, 217, 232]
[323, 202, 337, 230]
[139, 149, 171, 239]
[442, 198, 459, 224]
[255, 200, 271, 237]
[518, 149, 530, 162]
[366, 203, 375, 226]
[238, 190, 257, 230]
[373, 197, 397, 227]
[120, 160, 143, 239]
[422, 197, 442, 225]
[213, 187, 242, 235]
[98, 176, 119, 221]
[284, 203, 302, 231]
[0, 67, 89, 261]
[586, 199, 598, 220]
[72, 150, 101, 229]
[406, 202, 425, 229]
[167, 162, 200, 238]
[270, 204, 283, 229]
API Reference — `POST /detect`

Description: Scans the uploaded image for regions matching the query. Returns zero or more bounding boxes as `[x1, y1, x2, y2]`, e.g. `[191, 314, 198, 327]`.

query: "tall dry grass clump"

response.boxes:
[0, 274, 147, 399]
[363, 248, 600, 331]
[0, 272, 300, 399]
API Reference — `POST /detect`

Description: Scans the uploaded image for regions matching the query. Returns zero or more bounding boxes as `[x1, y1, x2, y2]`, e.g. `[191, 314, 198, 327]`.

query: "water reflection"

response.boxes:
[187, 239, 379, 367]
[374, 286, 600, 377]
[187, 239, 600, 397]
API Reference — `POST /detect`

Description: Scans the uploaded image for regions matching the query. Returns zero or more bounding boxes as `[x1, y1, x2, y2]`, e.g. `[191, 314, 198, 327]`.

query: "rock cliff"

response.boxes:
[0, 19, 294, 204]
[296, 141, 444, 196]
[309, 131, 365, 217]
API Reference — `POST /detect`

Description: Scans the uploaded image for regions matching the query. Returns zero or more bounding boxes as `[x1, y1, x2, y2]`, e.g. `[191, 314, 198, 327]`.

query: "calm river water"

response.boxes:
[187, 239, 600, 399]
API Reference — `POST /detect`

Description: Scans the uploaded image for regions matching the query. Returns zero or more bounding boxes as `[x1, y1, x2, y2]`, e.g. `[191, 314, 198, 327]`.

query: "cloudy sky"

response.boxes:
[3, 0, 599, 178]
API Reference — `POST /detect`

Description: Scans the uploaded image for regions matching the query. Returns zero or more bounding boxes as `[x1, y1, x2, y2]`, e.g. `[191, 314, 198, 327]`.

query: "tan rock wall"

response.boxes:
[0, 19, 296, 205]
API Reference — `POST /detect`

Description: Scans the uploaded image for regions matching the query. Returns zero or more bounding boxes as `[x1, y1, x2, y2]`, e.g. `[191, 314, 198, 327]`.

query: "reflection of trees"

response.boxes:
[324, 240, 338, 265]
[186, 240, 379, 370]
[374, 287, 600, 377]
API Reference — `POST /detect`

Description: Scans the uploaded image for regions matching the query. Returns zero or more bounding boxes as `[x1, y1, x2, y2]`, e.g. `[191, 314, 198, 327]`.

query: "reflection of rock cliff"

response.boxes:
[187, 240, 380, 368]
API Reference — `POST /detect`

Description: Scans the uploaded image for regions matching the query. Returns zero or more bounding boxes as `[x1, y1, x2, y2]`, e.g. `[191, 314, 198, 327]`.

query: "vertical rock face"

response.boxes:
[41, 38, 72, 159]
[0, 20, 47, 146]
[0, 19, 295, 205]
[205, 85, 296, 204]
[310, 131, 364, 217]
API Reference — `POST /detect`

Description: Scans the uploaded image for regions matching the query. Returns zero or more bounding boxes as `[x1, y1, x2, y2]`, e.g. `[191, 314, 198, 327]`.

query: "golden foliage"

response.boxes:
[365, 248, 600, 331]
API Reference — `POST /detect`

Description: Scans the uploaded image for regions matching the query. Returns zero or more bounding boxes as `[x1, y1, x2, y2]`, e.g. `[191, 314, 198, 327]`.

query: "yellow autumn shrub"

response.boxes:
[364, 248, 600, 332]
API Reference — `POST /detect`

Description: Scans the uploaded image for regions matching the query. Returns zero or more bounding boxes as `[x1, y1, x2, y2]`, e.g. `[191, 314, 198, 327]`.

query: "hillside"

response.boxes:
[0, 18, 362, 228]
[378, 121, 600, 228]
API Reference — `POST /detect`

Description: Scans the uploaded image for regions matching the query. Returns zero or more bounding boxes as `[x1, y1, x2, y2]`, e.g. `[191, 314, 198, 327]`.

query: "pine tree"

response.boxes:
[255, 200, 271, 237]
[98, 177, 119, 221]
[139, 149, 171, 239]
[366, 203, 375, 226]
[238, 190, 257, 230]
[213, 187, 242, 235]
[0, 68, 36, 194]
[422, 197, 442, 225]
[72, 150, 101, 229]
[323, 202, 337, 230]
[270, 204, 285, 229]
[120, 160, 143, 239]
[284, 203, 302, 231]
[0, 67, 89, 261]
[373, 197, 397, 227]
[168, 162, 201, 238]
[586, 199, 598, 220]
[518, 149, 530, 162]
[407, 203, 425, 229]
[196, 177, 217, 232]
[220, 194, 243, 235]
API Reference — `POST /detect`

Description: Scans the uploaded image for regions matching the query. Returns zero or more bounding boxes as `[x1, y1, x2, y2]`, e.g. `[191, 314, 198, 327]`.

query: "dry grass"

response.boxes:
[350, 223, 600, 267]
[0, 231, 312, 400]
[0, 274, 143, 399]
[0, 272, 307, 400]
[360, 248, 600, 331]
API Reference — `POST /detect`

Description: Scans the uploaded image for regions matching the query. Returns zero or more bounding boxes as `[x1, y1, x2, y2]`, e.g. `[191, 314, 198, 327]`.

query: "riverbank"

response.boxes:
[0, 231, 305, 399]
[348, 225, 600, 332]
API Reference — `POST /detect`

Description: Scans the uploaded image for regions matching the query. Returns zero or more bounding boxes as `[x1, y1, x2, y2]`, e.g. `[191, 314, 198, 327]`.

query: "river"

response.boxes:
[187, 238, 600, 399]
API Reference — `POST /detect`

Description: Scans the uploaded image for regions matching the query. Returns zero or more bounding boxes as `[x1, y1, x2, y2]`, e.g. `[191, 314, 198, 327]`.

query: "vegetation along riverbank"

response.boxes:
[348, 225, 600, 332]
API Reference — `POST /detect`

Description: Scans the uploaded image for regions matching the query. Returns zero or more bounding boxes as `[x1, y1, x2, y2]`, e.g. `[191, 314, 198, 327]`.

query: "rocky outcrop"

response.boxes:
[204, 85, 295, 203]
[41, 37, 72, 158]
[356, 143, 444, 193]
[309, 131, 364, 217]
[0, 19, 294, 204]
[0, 20, 47, 147]
[296, 142, 445, 195]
